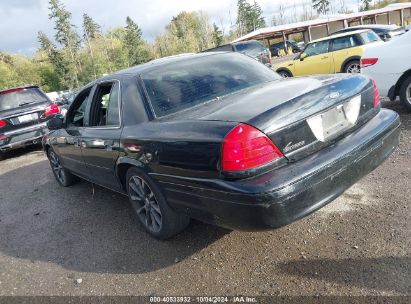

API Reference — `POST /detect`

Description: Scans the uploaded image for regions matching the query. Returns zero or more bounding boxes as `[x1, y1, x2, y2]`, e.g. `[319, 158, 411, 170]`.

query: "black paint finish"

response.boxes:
[43, 53, 400, 230]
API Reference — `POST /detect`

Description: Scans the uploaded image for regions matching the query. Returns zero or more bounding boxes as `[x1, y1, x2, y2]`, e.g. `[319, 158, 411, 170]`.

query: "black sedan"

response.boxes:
[43, 52, 400, 239]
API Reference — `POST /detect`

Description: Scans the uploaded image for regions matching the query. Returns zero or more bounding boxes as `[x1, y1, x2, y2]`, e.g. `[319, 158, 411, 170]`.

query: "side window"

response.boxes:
[67, 88, 91, 127]
[304, 40, 330, 57]
[331, 36, 358, 51]
[89, 81, 120, 127]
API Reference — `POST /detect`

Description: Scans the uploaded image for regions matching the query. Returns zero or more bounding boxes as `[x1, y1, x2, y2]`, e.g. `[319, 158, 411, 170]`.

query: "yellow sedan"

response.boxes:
[275, 30, 382, 77]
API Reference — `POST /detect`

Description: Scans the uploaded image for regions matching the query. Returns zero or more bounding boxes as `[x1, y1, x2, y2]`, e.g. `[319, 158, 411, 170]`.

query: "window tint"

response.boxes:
[304, 40, 330, 56]
[141, 53, 280, 117]
[360, 31, 380, 43]
[234, 41, 266, 56]
[331, 35, 358, 51]
[67, 88, 91, 127]
[0, 88, 48, 111]
[89, 81, 120, 127]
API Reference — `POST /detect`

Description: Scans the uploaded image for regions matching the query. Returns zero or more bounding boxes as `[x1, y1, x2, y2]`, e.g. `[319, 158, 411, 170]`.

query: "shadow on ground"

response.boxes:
[278, 256, 411, 294]
[0, 159, 229, 274]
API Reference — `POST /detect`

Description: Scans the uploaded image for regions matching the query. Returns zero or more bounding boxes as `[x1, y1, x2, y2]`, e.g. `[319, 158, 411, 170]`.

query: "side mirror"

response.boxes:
[47, 114, 64, 130]
[300, 53, 307, 61]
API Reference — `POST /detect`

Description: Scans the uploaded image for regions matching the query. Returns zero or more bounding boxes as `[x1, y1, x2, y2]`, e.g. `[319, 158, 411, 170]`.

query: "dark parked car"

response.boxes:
[269, 40, 302, 57]
[202, 40, 271, 67]
[43, 52, 400, 239]
[331, 24, 405, 41]
[0, 85, 59, 159]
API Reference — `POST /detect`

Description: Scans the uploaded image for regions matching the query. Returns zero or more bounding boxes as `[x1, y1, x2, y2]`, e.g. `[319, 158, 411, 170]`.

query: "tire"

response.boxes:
[47, 148, 78, 187]
[278, 70, 292, 78]
[399, 76, 411, 112]
[0, 152, 4, 161]
[344, 60, 360, 73]
[126, 167, 190, 240]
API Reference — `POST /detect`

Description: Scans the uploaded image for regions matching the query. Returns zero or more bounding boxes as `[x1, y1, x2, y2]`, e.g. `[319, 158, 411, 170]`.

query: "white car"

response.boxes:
[361, 30, 411, 111]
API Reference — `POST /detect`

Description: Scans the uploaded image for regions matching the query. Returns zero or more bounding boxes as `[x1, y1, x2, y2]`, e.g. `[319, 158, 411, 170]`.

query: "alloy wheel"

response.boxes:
[346, 63, 360, 73]
[49, 151, 65, 184]
[128, 175, 162, 232]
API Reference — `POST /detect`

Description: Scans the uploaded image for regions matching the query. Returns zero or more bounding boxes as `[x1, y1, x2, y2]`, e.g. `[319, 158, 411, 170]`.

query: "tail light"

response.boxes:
[0, 119, 7, 128]
[222, 123, 284, 172]
[372, 79, 380, 108]
[44, 103, 60, 116]
[360, 58, 378, 68]
[0, 88, 24, 95]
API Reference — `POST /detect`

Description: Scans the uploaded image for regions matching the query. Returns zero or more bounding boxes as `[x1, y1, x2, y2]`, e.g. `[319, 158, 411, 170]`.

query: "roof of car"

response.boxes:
[0, 85, 39, 93]
[337, 24, 399, 30]
[309, 29, 370, 43]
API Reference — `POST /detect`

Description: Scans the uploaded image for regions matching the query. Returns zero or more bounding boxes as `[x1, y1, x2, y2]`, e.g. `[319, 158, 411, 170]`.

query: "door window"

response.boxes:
[89, 81, 120, 127]
[331, 36, 358, 51]
[66, 88, 91, 127]
[304, 40, 330, 57]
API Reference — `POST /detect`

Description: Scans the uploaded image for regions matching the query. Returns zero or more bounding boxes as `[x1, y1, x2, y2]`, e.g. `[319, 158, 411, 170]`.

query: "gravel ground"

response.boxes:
[0, 99, 409, 297]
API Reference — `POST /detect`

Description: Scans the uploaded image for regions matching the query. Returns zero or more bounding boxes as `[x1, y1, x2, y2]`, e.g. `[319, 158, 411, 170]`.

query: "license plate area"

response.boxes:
[17, 113, 38, 124]
[307, 95, 361, 142]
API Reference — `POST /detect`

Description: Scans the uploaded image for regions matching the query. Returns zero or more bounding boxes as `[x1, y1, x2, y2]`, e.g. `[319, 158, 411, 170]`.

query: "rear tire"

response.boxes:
[126, 167, 190, 240]
[47, 148, 78, 187]
[399, 76, 411, 112]
[344, 60, 360, 73]
[278, 70, 292, 78]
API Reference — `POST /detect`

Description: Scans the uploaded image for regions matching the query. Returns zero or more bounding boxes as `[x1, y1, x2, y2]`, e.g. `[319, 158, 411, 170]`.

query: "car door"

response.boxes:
[293, 40, 332, 76]
[53, 86, 92, 176]
[79, 80, 123, 190]
[329, 35, 361, 73]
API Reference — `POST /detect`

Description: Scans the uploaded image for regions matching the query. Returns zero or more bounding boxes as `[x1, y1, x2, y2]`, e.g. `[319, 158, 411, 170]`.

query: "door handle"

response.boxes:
[321, 56, 329, 59]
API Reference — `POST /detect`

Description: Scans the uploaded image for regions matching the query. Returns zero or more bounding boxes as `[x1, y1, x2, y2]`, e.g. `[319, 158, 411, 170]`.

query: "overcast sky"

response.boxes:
[0, 0, 360, 56]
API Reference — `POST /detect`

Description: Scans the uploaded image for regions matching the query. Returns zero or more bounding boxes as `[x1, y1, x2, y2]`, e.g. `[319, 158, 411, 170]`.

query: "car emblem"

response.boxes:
[329, 92, 340, 99]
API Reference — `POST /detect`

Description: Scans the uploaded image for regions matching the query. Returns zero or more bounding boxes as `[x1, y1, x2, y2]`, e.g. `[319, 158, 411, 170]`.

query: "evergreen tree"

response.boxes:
[236, 0, 266, 36]
[252, 1, 266, 30]
[124, 16, 150, 66]
[312, 0, 330, 15]
[48, 0, 81, 87]
[361, 0, 372, 10]
[83, 14, 101, 79]
[212, 23, 224, 47]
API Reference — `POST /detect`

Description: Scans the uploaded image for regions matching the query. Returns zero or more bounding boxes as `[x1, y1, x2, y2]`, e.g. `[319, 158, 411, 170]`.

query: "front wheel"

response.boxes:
[399, 76, 411, 112]
[126, 167, 190, 240]
[47, 148, 78, 187]
[344, 60, 361, 73]
[278, 70, 292, 78]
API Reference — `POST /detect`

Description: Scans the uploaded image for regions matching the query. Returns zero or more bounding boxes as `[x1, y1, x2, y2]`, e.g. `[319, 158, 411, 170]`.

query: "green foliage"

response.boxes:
[124, 16, 151, 66]
[312, 0, 330, 15]
[236, 0, 266, 36]
[212, 23, 224, 47]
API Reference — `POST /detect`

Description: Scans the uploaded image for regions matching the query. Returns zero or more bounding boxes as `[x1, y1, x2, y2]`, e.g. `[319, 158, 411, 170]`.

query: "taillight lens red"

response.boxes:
[44, 103, 60, 116]
[372, 79, 380, 108]
[222, 124, 284, 172]
[0, 119, 7, 128]
[360, 58, 378, 68]
[0, 88, 24, 95]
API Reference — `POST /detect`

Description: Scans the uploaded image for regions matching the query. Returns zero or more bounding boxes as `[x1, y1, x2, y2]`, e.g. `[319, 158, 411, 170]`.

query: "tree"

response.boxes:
[236, 0, 266, 35]
[212, 23, 224, 47]
[48, 0, 81, 88]
[124, 16, 150, 66]
[361, 0, 372, 10]
[251, 1, 266, 30]
[312, 0, 330, 15]
[83, 14, 101, 79]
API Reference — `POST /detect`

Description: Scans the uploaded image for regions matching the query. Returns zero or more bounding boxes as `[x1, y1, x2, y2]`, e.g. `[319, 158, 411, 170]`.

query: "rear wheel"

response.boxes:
[399, 76, 411, 112]
[344, 60, 360, 73]
[278, 70, 292, 78]
[47, 148, 78, 187]
[126, 167, 190, 240]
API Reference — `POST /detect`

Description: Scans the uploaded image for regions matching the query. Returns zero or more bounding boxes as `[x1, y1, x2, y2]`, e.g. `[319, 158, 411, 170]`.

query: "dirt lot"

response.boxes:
[0, 99, 409, 297]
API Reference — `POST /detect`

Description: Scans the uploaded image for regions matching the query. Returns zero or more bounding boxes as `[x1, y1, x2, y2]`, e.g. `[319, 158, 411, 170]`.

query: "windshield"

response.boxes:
[360, 31, 381, 43]
[234, 41, 266, 57]
[141, 53, 280, 117]
[0, 88, 49, 111]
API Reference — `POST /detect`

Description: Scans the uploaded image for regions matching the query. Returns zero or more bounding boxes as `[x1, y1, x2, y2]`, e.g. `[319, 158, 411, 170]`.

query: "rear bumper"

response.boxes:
[0, 123, 47, 152]
[153, 109, 401, 230]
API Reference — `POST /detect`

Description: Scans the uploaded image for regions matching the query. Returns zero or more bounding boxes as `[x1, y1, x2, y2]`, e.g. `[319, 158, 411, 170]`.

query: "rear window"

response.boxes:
[141, 53, 280, 117]
[0, 87, 49, 111]
[234, 41, 266, 56]
[360, 31, 381, 43]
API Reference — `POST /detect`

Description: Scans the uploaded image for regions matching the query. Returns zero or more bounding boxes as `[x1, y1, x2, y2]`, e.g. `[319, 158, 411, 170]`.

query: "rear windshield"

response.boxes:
[234, 41, 266, 56]
[360, 31, 381, 43]
[0, 88, 49, 111]
[141, 53, 280, 117]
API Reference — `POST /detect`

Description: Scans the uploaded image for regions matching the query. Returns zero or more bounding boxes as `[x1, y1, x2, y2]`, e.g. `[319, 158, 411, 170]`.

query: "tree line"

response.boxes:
[0, 0, 407, 92]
